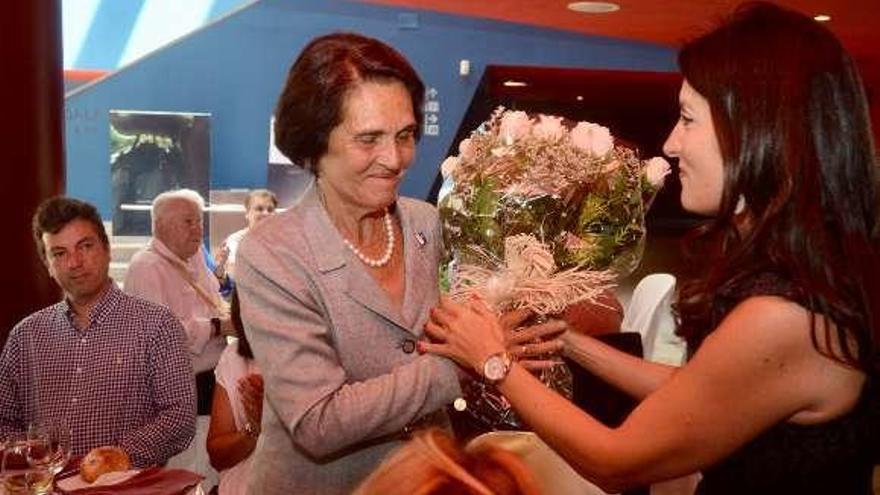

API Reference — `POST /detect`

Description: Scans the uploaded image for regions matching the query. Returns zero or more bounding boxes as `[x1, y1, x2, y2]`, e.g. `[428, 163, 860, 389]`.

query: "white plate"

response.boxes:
[56, 469, 141, 492]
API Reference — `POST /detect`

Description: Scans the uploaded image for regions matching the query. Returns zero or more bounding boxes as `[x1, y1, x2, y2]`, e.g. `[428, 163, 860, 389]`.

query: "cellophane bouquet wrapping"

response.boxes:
[438, 107, 670, 430]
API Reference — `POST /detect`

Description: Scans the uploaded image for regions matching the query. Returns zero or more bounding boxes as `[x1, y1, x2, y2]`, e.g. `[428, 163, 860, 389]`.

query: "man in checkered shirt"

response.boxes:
[0, 197, 196, 467]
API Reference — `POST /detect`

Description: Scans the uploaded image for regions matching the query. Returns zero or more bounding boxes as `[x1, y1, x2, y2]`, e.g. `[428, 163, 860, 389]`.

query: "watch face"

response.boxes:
[483, 355, 508, 381]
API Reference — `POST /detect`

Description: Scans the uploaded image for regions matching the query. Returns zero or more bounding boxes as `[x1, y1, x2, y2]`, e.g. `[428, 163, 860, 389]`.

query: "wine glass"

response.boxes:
[29, 419, 71, 476]
[1, 432, 53, 495]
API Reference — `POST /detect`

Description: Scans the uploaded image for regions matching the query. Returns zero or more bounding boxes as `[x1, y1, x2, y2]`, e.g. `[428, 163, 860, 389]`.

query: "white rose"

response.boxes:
[448, 195, 465, 213]
[498, 111, 532, 143]
[440, 155, 459, 178]
[531, 115, 566, 141]
[570, 121, 613, 157]
[458, 137, 475, 161]
[645, 156, 672, 188]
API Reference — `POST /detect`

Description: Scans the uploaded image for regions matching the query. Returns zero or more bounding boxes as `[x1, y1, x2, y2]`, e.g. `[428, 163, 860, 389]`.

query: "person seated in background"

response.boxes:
[206, 289, 263, 495]
[0, 196, 196, 467]
[212, 189, 277, 283]
[354, 429, 542, 495]
[124, 188, 236, 415]
[422, 3, 880, 494]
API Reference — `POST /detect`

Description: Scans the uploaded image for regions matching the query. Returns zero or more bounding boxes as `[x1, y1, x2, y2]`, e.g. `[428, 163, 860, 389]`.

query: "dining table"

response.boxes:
[47, 457, 206, 495]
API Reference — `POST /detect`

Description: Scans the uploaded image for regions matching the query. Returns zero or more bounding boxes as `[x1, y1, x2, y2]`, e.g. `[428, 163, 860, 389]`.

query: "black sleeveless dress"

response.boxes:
[693, 273, 880, 495]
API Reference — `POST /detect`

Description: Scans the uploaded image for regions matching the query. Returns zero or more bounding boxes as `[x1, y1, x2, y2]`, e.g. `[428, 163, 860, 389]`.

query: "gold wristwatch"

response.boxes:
[481, 351, 512, 383]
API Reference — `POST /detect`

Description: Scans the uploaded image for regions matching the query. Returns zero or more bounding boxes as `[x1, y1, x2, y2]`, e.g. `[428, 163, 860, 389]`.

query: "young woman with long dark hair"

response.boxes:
[422, 3, 880, 493]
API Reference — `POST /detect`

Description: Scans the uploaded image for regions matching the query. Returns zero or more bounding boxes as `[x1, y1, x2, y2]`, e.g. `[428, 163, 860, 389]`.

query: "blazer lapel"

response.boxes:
[303, 189, 411, 331]
[342, 265, 410, 331]
[400, 206, 436, 332]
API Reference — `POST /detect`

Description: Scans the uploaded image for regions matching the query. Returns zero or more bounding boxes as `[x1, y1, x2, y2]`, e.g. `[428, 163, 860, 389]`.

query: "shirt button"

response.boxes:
[401, 339, 416, 354]
[80, 338, 87, 344]
[71, 397, 78, 404]
[75, 367, 82, 373]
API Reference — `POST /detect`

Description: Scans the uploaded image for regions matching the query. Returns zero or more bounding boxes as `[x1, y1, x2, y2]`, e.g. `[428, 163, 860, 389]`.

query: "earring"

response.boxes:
[734, 194, 746, 214]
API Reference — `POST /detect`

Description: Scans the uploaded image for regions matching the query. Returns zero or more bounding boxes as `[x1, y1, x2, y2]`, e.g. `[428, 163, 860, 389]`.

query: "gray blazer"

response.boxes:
[236, 185, 461, 495]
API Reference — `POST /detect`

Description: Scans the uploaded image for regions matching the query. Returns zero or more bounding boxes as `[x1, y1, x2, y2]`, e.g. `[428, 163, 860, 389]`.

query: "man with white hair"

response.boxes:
[124, 189, 234, 414]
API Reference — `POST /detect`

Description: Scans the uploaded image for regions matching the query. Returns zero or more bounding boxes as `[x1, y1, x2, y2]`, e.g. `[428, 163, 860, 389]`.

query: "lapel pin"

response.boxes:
[415, 232, 427, 247]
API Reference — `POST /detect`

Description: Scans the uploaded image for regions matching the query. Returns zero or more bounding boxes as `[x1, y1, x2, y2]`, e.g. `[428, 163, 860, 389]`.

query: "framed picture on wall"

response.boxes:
[266, 116, 312, 208]
[109, 110, 211, 236]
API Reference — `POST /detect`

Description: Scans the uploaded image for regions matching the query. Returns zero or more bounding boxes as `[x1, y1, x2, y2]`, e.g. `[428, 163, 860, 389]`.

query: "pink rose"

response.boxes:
[570, 121, 613, 157]
[458, 137, 474, 161]
[498, 111, 532, 144]
[645, 156, 671, 188]
[532, 115, 566, 141]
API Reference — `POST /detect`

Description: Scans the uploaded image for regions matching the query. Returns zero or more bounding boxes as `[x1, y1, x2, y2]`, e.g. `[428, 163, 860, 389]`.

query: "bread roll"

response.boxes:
[79, 446, 131, 483]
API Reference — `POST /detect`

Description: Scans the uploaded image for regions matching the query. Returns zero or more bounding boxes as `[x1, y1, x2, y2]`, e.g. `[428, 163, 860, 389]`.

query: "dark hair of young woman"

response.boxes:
[674, 2, 879, 372]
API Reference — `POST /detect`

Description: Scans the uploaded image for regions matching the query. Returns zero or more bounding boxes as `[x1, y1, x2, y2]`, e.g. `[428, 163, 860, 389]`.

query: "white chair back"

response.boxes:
[621, 274, 698, 494]
[621, 273, 685, 365]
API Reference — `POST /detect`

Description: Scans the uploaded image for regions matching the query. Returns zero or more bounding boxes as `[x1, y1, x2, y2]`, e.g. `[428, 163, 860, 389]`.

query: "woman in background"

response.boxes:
[423, 3, 880, 493]
[213, 189, 277, 282]
[206, 290, 262, 495]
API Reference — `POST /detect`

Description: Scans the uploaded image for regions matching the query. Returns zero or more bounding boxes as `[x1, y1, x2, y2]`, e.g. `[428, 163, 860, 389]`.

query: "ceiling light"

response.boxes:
[813, 14, 831, 22]
[576, 95, 584, 101]
[567, 2, 620, 14]
[503, 80, 528, 87]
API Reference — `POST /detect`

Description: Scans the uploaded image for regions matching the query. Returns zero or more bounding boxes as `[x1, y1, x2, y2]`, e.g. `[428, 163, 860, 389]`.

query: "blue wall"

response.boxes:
[65, 0, 676, 218]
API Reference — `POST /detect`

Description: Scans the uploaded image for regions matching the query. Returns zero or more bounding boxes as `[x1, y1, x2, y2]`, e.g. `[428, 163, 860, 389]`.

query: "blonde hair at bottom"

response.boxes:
[354, 428, 542, 495]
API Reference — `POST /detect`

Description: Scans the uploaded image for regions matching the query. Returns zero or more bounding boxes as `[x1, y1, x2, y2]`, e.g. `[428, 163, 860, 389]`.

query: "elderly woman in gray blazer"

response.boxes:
[234, 33, 462, 494]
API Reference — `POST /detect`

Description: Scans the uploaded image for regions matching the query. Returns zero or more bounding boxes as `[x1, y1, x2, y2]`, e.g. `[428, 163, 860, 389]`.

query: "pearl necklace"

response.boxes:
[317, 186, 395, 268]
[340, 208, 395, 268]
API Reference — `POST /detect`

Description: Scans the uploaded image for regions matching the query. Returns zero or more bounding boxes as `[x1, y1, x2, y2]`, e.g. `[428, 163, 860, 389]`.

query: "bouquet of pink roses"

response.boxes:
[438, 107, 669, 430]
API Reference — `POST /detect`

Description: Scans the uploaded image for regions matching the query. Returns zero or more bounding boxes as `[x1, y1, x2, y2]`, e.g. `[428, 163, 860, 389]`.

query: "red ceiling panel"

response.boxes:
[359, 0, 879, 89]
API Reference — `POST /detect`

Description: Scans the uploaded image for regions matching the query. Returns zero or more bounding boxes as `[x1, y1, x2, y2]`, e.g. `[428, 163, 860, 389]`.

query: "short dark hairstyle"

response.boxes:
[244, 189, 278, 211]
[32, 196, 109, 263]
[675, 2, 879, 370]
[274, 32, 425, 171]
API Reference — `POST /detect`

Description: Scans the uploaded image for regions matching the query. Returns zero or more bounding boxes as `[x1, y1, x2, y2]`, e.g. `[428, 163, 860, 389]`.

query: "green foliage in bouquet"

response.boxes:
[562, 150, 649, 274]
